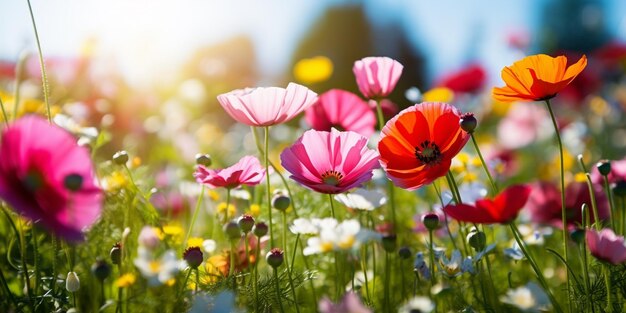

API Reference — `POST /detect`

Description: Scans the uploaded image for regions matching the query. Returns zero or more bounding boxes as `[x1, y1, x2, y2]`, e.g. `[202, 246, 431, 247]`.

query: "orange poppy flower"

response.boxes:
[378, 102, 470, 190]
[492, 54, 587, 102]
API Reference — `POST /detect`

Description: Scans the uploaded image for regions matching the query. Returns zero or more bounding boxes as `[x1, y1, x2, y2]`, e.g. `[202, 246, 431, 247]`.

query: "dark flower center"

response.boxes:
[23, 170, 45, 192]
[415, 140, 442, 165]
[321, 170, 344, 186]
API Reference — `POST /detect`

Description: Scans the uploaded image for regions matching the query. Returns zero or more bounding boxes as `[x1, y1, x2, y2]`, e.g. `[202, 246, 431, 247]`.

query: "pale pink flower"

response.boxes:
[497, 103, 553, 149]
[194, 156, 265, 189]
[217, 82, 317, 127]
[0, 115, 102, 242]
[319, 292, 372, 313]
[353, 57, 403, 99]
[280, 129, 379, 194]
[586, 228, 626, 265]
[305, 89, 376, 137]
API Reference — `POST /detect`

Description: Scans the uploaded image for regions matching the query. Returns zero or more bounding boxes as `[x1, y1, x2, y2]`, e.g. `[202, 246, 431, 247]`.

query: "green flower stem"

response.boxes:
[12, 52, 26, 121]
[604, 265, 613, 313]
[0, 269, 17, 308]
[273, 269, 285, 313]
[580, 204, 593, 311]
[470, 133, 498, 194]
[445, 172, 471, 256]
[281, 211, 300, 312]
[544, 99, 571, 292]
[328, 194, 336, 218]
[373, 99, 397, 228]
[577, 156, 602, 231]
[428, 229, 436, 286]
[432, 182, 459, 250]
[254, 236, 261, 310]
[603, 175, 616, 227]
[361, 245, 371, 302]
[18, 217, 34, 311]
[290, 234, 299, 275]
[509, 222, 563, 313]
[0, 97, 8, 126]
[31, 227, 40, 295]
[177, 268, 192, 299]
[264, 126, 275, 247]
[26, 0, 51, 123]
[184, 185, 204, 252]
[223, 188, 232, 224]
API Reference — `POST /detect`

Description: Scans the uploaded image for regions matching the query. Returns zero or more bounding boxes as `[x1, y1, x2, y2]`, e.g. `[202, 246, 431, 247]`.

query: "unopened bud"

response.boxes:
[183, 246, 204, 268]
[596, 160, 612, 176]
[91, 259, 111, 282]
[66, 272, 80, 292]
[223, 222, 241, 240]
[398, 246, 411, 259]
[467, 231, 486, 252]
[195, 154, 212, 167]
[238, 214, 255, 233]
[110, 243, 122, 265]
[459, 113, 477, 133]
[272, 194, 291, 211]
[112, 151, 129, 165]
[422, 213, 440, 231]
[381, 234, 397, 253]
[266, 248, 284, 268]
[253, 222, 268, 237]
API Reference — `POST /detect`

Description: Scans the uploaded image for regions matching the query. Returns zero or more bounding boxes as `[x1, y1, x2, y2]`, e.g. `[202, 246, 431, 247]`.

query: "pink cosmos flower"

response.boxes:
[194, 156, 265, 189]
[304, 89, 376, 137]
[353, 57, 403, 99]
[280, 129, 379, 194]
[0, 115, 102, 242]
[586, 228, 626, 265]
[217, 82, 317, 127]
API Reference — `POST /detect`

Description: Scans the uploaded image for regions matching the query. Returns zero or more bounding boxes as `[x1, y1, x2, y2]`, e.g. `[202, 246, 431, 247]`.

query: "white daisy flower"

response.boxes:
[334, 188, 387, 211]
[134, 249, 185, 286]
[500, 282, 550, 312]
[398, 296, 435, 313]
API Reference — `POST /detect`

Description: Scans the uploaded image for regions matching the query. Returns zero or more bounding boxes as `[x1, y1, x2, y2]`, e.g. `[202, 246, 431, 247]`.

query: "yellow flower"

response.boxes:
[207, 190, 220, 201]
[102, 171, 128, 191]
[116, 273, 136, 288]
[165, 278, 176, 287]
[293, 56, 333, 84]
[131, 157, 142, 168]
[187, 237, 204, 248]
[248, 204, 261, 217]
[216, 202, 236, 217]
[162, 225, 183, 237]
[574, 173, 587, 183]
[422, 87, 454, 103]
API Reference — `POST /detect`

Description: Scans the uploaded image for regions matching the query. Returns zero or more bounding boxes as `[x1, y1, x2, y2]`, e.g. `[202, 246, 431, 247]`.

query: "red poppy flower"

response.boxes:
[378, 102, 470, 190]
[443, 185, 531, 224]
[435, 64, 486, 94]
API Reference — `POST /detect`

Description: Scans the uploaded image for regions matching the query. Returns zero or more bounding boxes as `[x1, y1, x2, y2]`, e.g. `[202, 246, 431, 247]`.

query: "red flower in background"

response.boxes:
[435, 64, 486, 94]
[305, 89, 376, 137]
[526, 181, 609, 227]
[443, 185, 531, 224]
[378, 102, 470, 190]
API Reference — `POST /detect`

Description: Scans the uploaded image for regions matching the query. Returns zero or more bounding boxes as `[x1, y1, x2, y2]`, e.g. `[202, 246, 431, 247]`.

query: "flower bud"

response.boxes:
[253, 222, 268, 237]
[112, 151, 129, 165]
[183, 246, 204, 268]
[459, 113, 477, 133]
[195, 154, 212, 167]
[467, 231, 486, 252]
[614, 180, 626, 198]
[63, 174, 83, 191]
[570, 228, 586, 244]
[422, 213, 440, 231]
[272, 194, 291, 211]
[266, 248, 284, 268]
[223, 222, 241, 240]
[110, 243, 122, 265]
[238, 214, 255, 233]
[91, 259, 111, 282]
[398, 246, 411, 259]
[66, 271, 80, 292]
[381, 234, 397, 253]
[596, 160, 612, 176]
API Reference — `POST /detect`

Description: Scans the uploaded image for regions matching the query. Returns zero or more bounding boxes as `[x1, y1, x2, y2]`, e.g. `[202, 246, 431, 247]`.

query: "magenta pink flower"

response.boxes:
[304, 89, 376, 137]
[217, 82, 317, 127]
[353, 57, 403, 99]
[280, 129, 379, 194]
[586, 228, 626, 265]
[0, 115, 102, 242]
[194, 155, 265, 189]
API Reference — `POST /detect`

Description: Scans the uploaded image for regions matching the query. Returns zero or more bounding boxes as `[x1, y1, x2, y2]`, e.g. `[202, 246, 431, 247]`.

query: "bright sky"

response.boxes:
[2, 0, 625, 87]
